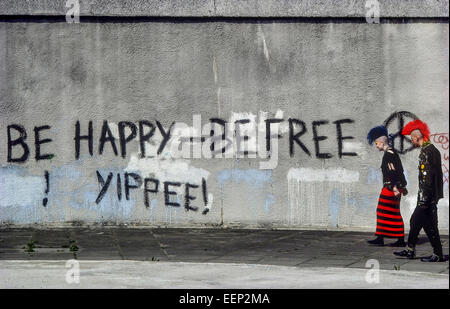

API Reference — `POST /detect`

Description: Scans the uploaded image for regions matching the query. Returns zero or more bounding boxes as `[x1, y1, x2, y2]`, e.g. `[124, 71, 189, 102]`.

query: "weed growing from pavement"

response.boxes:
[69, 240, 79, 252]
[62, 240, 79, 259]
[25, 239, 36, 253]
[69, 240, 79, 259]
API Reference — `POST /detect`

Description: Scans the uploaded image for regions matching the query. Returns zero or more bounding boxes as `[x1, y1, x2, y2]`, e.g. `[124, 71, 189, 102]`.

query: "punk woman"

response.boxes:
[367, 125, 408, 247]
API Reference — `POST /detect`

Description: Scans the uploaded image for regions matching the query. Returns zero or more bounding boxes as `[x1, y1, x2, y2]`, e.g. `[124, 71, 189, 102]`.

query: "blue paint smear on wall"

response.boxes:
[346, 194, 379, 213]
[328, 188, 340, 227]
[217, 169, 272, 189]
[164, 196, 182, 224]
[1, 163, 137, 224]
[48, 164, 80, 222]
[366, 168, 382, 185]
[0, 167, 45, 223]
[0, 167, 45, 205]
[264, 193, 274, 214]
[95, 168, 136, 222]
[149, 199, 157, 222]
[217, 168, 274, 215]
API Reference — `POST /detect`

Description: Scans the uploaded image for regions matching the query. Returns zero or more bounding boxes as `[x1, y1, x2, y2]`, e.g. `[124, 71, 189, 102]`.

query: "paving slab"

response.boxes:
[0, 227, 448, 277]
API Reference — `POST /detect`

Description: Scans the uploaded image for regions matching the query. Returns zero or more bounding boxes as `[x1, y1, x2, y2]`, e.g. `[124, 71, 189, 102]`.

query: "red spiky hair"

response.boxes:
[401, 119, 430, 141]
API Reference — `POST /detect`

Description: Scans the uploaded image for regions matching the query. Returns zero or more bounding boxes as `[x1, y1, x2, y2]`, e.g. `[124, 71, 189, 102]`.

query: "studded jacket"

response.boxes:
[418, 142, 444, 205]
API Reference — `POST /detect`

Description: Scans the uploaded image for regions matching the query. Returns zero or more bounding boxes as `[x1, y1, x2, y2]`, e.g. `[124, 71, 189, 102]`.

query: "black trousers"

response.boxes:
[407, 203, 443, 257]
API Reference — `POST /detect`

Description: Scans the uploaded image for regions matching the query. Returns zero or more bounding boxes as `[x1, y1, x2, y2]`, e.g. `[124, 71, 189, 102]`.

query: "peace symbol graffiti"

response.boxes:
[383, 111, 419, 154]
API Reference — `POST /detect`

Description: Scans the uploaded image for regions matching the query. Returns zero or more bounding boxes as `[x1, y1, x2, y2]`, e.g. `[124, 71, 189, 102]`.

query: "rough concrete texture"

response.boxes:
[1, 261, 449, 289]
[0, 228, 448, 288]
[0, 15, 449, 231]
[0, 0, 448, 17]
[0, 228, 448, 272]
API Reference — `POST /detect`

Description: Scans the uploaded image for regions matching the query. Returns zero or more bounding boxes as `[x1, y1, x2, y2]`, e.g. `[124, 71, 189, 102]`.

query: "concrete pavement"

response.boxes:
[2, 260, 449, 289]
[0, 227, 448, 288]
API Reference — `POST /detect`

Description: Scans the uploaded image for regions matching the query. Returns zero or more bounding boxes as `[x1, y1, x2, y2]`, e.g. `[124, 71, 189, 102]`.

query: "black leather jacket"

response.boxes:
[381, 148, 407, 190]
[418, 142, 444, 205]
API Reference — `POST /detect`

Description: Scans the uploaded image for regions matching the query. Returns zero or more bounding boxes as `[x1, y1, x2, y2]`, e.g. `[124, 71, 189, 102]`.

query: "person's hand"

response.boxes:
[402, 187, 408, 196]
[393, 186, 400, 197]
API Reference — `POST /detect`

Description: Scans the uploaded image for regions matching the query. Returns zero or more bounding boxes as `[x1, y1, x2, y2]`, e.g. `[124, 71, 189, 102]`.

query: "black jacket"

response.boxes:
[381, 148, 407, 190]
[418, 143, 444, 204]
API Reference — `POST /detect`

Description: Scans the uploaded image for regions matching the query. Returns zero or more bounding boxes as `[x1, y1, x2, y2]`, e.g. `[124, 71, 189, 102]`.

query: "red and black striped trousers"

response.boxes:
[375, 187, 405, 238]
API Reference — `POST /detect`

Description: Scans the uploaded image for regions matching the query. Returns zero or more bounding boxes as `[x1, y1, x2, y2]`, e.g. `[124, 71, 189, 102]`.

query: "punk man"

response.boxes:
[394, 119, 445, 262]
[367, 125, 408, 247]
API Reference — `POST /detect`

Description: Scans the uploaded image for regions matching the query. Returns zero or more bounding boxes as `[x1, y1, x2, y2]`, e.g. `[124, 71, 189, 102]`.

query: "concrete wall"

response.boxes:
[0, 1, 449, 232]
[0, 0, 448, 17]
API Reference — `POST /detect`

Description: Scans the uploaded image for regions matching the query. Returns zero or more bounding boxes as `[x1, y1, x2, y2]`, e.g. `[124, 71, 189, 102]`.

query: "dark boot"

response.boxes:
[367, 236, 384, 246]
[393, 247, 415, 259]
[388, 238, 406, 247]
[420, 254, 445, 262]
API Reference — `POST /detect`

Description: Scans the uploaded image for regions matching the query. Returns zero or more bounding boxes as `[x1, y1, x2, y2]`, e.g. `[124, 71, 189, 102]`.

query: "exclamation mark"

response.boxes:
[43, 171, 49, 207]
[201, 178, 213, 215]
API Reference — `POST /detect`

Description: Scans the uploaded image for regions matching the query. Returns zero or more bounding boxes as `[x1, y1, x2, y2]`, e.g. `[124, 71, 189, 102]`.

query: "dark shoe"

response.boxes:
[388, 239, 406, 247]
[367, 237, 384, 246]
[420, 254, 445, 262]
[394, 248, 415, 259]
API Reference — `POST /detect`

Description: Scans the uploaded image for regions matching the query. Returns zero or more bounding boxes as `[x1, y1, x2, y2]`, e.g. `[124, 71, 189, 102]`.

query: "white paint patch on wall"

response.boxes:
[287, 168, 360, 183]
[125, 154, 213, 215]
[229, 112, 258, 156]
[228, 110, 285, 165]
[257, 23, 270, 63]
[125, 155, 210, 185]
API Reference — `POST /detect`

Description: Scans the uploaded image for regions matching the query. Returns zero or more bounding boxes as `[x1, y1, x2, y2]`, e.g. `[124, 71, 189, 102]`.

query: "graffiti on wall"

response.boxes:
[5, 116, 358, 163]
[430, 132, 449, 188]
[383, 111, 448, 189]
[2, 112, 358, 219]
[1, 110, 448, 225]
[383, 111, 418, 154]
